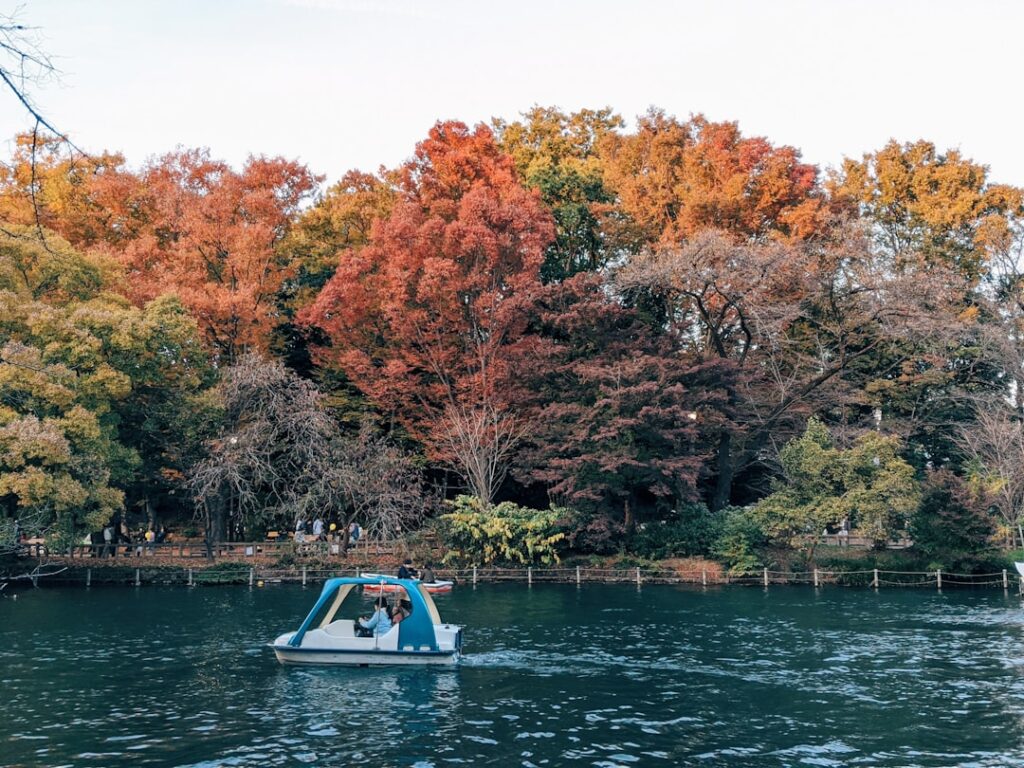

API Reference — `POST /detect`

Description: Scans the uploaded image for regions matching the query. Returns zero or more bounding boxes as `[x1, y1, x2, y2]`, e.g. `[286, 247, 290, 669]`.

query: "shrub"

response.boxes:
[439, 495, 566, 566]
[555, 508, 625, 555]
[627, 503, 722, 559]
[711, 506, 767, 574]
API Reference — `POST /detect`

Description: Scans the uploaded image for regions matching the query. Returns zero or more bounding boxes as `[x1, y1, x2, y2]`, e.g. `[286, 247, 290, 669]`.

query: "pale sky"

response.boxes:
[2, 0, 1022, 187]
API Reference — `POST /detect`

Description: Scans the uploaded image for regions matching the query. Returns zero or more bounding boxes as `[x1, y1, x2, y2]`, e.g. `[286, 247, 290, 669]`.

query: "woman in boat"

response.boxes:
[390, 598, 411, 625]
[356, 595, 392, 637]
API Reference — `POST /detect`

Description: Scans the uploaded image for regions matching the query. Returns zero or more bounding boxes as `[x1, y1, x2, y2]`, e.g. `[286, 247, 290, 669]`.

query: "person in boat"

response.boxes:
[419, 563, 436, 584]
[397, 558, 418, 580]
[356, 595, 392, 638]
[390, 597, 411, 625]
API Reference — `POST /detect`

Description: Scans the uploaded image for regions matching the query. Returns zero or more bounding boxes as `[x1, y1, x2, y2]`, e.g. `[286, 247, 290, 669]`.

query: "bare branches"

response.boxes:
[958, 401, 1024, 545]
[438, 401, 523, 506]
[188, 354, 425, 543]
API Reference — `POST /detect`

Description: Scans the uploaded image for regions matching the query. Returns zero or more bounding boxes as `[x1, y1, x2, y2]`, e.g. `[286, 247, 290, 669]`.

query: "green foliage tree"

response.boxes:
[495, 106, 623, 281]
[711, 506, 767, 574]
[439, 494, 565, 565]
[753, 418, 920, 560]
[0, 227, 213, 545]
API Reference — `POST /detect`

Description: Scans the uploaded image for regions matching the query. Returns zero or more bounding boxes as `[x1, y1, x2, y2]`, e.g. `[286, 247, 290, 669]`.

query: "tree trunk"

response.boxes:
[623, 496, 634, 532]
[712, 432, 735, 512]
[206, 488, 228, 560]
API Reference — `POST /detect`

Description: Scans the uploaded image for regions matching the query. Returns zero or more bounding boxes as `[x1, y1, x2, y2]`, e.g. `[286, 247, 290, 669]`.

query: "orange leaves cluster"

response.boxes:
[301, 121, 554, 443]
[600, 110, 824, 246]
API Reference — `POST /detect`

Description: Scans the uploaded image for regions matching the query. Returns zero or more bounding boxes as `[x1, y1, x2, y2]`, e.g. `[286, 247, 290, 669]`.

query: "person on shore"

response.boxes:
[397, 558, 417, 580]
[312, 516, 324, 542]
[294, 517, 305, 544]
[348, 521, 361, 543]
[145, 528, 156, 554]
[102, 523, 114, 558]
[357, 595, 392, 638]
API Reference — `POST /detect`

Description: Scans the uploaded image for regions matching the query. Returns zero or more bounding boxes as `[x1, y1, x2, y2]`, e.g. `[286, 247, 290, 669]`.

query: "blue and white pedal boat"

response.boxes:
[270, 576, 463, 666]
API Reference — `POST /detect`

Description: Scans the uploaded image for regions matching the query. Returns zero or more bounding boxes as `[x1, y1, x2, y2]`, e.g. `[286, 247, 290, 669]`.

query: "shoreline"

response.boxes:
[4, 563, 1019, 591]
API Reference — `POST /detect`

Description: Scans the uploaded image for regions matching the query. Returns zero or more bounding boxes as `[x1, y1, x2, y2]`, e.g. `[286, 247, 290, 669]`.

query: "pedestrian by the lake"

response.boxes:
[348, 521, 361, 543]
[313, 516, 324, 542]
[102, 523, 113, 557]
[294, 517, 305, 544]
[145, 528, 155, 555]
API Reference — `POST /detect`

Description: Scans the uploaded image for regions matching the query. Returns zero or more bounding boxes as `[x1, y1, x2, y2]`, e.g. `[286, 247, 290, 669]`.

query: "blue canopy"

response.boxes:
[288, 576, 442, 651]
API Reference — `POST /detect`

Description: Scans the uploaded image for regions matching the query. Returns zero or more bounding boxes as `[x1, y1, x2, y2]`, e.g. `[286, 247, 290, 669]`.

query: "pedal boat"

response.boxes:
[270, 576, 463, 666]
[361, 572, 454, 594]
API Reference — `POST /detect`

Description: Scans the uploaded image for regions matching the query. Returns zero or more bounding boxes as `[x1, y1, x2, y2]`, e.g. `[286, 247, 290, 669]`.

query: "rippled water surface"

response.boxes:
[3, 582, 1024, 767]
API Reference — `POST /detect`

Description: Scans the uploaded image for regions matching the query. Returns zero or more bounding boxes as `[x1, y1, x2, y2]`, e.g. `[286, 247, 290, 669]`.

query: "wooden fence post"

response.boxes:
[872, 569, 879, 588]
[472, 566, 477, 586]
[636, 566, 641, 586]
[576, 565, 581, 585]
[1004, 569, 1009, 590]
[936, 569, 942, 590]
[302, 566, 307, 586]
[763, 568, 769, 587]
[86, 568, 91, 587]
[701, 568, 707, 586]
[188, 568, 193, 586]
[813, 568, 819, 588]
[135, 568, 140, 587]
[249, 568, 254, 587]
[527, 567, 532, 585]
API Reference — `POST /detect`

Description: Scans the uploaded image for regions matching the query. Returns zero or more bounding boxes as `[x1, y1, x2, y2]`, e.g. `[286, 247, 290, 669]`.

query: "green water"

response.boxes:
[2, 582, 1024, 767]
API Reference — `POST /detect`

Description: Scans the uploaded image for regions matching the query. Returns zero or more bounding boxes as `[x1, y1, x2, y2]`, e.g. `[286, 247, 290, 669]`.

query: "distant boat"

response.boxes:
[270, 576, 462, 666]
[360, 572, 454, 594]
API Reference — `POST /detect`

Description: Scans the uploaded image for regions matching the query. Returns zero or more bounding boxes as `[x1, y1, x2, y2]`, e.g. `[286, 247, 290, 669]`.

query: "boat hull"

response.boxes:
[272, 645, 459, 666]
[363, 581, 453, 594]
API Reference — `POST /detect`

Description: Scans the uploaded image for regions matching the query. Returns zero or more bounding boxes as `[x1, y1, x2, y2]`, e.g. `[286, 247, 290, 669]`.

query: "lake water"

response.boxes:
[3, 582, 1024, 767]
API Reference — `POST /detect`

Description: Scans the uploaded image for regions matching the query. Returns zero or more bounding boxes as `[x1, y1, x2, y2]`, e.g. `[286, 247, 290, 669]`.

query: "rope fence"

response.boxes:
[16, 564, 1022, 591]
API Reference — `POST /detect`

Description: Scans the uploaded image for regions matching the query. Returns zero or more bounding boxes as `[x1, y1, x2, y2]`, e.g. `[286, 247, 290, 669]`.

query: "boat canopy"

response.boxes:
[288, 576, 444, 650]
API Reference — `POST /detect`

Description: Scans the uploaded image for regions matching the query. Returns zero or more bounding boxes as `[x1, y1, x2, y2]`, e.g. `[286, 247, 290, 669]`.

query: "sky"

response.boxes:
[2, 0, 1023, 187]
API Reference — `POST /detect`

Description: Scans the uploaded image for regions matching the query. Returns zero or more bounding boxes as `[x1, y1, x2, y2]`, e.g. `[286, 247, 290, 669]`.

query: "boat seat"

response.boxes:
[323, 619, 355, 637]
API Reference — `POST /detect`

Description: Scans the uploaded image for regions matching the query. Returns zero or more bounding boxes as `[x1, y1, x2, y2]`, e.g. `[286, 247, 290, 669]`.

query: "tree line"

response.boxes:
[1, 106, 1023, 567]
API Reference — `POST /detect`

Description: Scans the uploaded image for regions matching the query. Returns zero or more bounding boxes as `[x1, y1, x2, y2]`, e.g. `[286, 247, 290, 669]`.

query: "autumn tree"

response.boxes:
[273, 169, 396, 375]
[495, 106, 623, 281]
[301, 121, 555, 503]
[2, 146, 320, 360]
[830, 140, 1024, 283]
[510, 274, 724, 528]
[599, 109, 824, 251]
[617, 227, 963, 509]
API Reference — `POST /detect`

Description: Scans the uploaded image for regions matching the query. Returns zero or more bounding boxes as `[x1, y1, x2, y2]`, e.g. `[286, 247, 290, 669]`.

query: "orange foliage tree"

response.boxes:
[600, 109, 824, 249]
[1, 138, 319, 360]
[301, 121, 554, 500]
